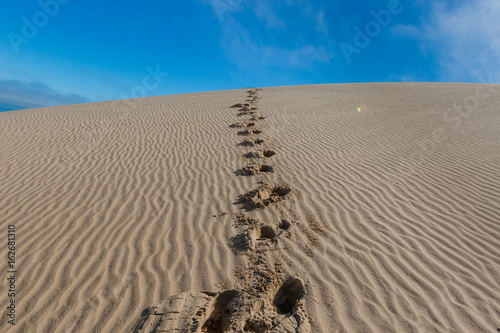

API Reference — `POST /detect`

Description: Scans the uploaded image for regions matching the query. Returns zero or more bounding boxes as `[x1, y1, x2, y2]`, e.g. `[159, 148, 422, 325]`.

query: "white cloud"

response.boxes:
[411, 0, 500, 82]
[316, 10, 329, 37]
[221, 20, 333, 71]
[205, 0, 334, 75]
[252, 1, 286, 29]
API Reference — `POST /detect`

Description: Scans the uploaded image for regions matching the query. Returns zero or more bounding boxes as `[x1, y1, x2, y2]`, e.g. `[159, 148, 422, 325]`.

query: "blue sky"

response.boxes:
[0, 0, 499, 110]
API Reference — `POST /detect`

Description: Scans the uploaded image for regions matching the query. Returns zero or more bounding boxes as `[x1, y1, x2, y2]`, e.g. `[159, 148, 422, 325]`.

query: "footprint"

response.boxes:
[231, 122, 255, 129]
[262, 150, 276, 157]
[244, 152, 260, 159]
[244, 150, 276, 159]
[131, 291, 216, 332]
[239, 184, 292, 209]
[238, 129, 262, 136]
[202, 290, 243, 331]
[234, 213, 261, 228]
[258, 225, 277, 242]
[230, 224, 278, 252]
[132, 287, 310, 333]
[240, 139, 264, 147]
[273, 277, 305, 313]
[235, 165, 274, 176]
[238, 130, 252, 136]
[277, 219, 292, 230]
[272, 186, 291, 197]
[230, 228, 257, 253]
[231, 103, 247, 108]
[238, 111, 256, 117]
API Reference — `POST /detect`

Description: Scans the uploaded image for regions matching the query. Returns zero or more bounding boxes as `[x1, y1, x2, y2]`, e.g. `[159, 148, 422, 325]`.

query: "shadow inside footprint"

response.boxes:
[272, 186, 291, 197]
[263, 150, 276, 158]
[203, 290, 242, 331]
[237, 129, 262, 135]
[259, 225, 277, 241]
[239, 139, 264, 147]
[259, 165, 273, 173]
[244, 150, 275, 159]
[244, 152, 260, 159]
[278, 219, 292, 230]
[238, 112, 255, 117]
[238, 130, 251, 136]
[273, 277, 305, 314]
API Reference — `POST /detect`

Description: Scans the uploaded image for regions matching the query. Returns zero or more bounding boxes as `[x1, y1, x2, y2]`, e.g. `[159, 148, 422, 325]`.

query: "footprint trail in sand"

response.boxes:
[132, 88, 311, 332]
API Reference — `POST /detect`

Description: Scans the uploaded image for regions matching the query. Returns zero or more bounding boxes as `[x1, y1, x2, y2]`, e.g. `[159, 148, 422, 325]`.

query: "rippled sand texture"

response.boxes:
[0, 83, 499, 332]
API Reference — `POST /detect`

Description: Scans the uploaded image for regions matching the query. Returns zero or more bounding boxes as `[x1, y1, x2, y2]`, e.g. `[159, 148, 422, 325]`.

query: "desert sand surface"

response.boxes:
[1, 82, 500, 332]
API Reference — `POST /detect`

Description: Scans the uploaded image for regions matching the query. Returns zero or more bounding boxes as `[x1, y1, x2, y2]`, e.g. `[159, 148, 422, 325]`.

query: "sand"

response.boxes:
[0, 82, 499, 332]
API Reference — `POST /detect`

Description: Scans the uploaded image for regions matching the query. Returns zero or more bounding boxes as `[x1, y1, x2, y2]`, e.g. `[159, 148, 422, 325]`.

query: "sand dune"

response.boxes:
[1, 83, 499, 332]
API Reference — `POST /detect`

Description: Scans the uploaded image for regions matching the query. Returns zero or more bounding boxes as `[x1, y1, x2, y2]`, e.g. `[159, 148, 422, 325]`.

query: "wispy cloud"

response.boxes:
[393, 0, 500, 82]
[203, 0, 244, 20]
[252, 1, 286, 29]
[205, 0, 334, 77]
[221, 21, 332, 71]
[0, 79, 89, 109]
[315, 10, 329, 37]
[430, 0, 500, 82]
